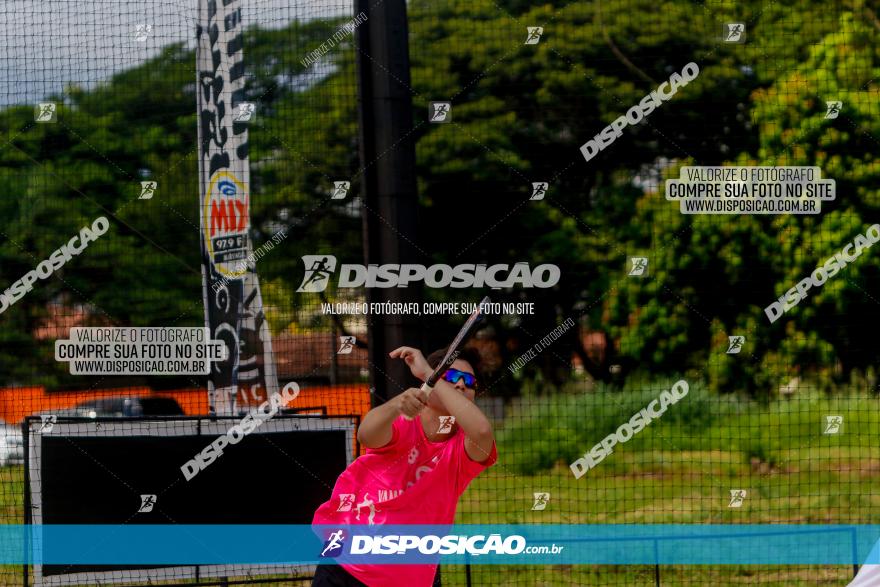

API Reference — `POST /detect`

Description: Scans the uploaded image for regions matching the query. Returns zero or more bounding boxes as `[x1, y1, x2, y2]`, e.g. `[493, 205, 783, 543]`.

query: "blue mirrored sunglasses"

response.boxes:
[442, 368, 478, 389]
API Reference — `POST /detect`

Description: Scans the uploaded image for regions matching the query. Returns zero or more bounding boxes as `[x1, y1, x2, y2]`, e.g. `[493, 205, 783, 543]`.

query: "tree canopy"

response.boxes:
[1, 1, 877, 396]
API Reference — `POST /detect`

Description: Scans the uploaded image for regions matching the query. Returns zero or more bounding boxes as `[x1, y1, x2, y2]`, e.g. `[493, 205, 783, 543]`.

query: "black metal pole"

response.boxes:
[354, 0, 424, 406]
[330, 325, 339, 385]
[22, 420, 29, 587]
[654, 538, 661, 586]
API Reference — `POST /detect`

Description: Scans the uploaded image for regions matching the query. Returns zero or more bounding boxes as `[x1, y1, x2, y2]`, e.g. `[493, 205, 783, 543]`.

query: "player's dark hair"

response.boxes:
[425, 346, 483, 381]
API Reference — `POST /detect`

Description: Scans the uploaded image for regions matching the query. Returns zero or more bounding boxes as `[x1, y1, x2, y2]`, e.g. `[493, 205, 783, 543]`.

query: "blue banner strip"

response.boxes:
[3, 525, 880, 565]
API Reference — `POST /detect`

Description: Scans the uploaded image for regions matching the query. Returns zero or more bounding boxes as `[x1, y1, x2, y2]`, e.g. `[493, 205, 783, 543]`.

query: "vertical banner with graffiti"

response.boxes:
[195, 0, 279, 414]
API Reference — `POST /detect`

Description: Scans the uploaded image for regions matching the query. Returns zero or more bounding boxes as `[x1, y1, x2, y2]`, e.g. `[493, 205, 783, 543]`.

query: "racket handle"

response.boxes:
[402, 382, 434, 421]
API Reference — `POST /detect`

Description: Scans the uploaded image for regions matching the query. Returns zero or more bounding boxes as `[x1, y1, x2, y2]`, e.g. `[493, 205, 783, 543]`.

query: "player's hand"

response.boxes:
[389, 346, 432, 381]
[396, 387, 428, 418]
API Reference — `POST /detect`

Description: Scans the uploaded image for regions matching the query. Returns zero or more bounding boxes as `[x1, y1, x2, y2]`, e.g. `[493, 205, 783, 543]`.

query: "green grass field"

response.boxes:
[447, 459, 863, 585]
[447, 385, 880, 585]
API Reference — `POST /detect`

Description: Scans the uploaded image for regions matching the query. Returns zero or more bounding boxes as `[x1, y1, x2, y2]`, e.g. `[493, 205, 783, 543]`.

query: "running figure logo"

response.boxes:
[233, 103, 256, 122]
[723, 23, 745, 43]
[524, 27, 543, 45]
[297, 255, 338, 292]
[726, 336, 745, 354]
[628, 257, 648, 276]
[138, 494, 157, 513]
[331, 181, 350, 200]
[429, 102, 451, 123]
[134, 24, 152, 41]
[337, 494, 355, 512]
[823, 415, 843, 435]
[728, 490, 747, 508]
[39, 415, 57, 433]
[337, 336, 356, 355]
[320, 530, 345, 558]
[139, 181, 157, 200]
[825, 101, 842, 120]
[35, 103, 57, 123]
[436, 416, 456, 434]
[355, 494, 378, 525]
[531, 182, 548, 200]
[531, 492, 550, 511]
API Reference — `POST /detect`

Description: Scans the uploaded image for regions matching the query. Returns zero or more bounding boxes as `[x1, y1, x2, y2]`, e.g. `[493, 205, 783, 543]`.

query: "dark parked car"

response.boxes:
[69, 397, 185, 418]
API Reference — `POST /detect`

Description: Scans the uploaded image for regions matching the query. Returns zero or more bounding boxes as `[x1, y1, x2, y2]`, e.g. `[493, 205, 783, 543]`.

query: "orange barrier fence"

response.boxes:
[0, 384, 372, 424]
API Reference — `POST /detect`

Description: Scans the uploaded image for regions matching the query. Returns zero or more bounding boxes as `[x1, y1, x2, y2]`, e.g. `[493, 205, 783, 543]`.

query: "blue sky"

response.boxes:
[1, 0, 349, 106]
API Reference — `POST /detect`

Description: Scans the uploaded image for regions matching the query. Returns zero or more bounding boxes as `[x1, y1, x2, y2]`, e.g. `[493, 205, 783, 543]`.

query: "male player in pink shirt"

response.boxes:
[312, 345, 497, 586]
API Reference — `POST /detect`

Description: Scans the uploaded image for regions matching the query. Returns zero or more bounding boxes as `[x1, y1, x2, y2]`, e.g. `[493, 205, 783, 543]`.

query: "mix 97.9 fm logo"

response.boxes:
[204, 171, 250, 278]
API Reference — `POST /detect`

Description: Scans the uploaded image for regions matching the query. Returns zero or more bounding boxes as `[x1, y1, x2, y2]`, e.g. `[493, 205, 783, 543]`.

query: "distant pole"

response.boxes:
[330, 326, 339, 385]
[354, 0, 423, 405]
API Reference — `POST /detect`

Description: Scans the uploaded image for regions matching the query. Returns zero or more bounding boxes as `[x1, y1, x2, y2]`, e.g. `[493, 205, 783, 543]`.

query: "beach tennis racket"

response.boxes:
[398, 296, 490, 421]
[404, 296, 491, 420]
[420, 295, 490, 398]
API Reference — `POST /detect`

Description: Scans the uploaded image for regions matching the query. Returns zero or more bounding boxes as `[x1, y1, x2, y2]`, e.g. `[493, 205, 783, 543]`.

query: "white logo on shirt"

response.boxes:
[355, 493, 378, 525]
[377, 489, 403, 503]
[406, 464, 435, 490]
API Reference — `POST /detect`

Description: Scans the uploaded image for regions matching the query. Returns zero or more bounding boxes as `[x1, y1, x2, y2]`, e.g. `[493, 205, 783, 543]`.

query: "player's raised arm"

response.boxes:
[356, 387, 428, 448]
[391, 345, 494, 462]
[430, 380, 494, 462]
